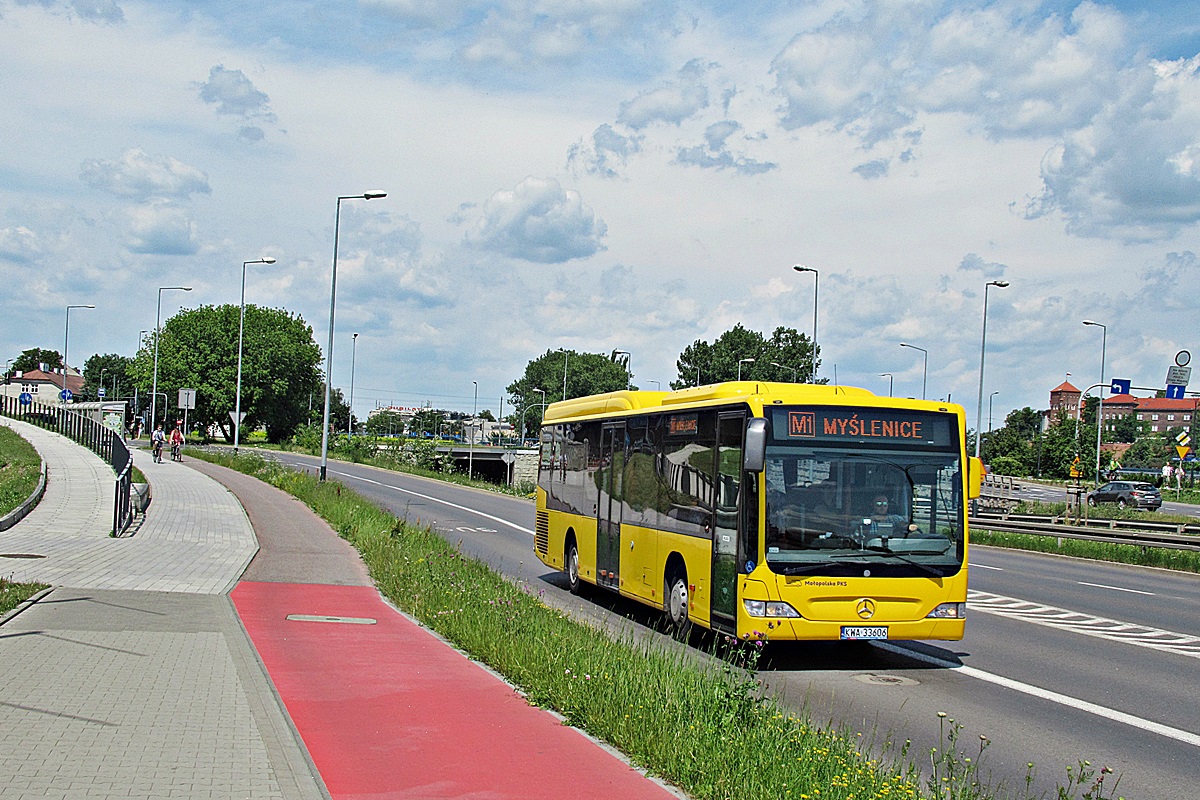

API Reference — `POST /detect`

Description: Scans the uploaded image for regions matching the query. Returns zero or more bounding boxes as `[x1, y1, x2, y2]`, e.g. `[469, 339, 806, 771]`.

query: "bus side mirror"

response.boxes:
[744, 418, 767, 472]
[968, 456, 985, 499]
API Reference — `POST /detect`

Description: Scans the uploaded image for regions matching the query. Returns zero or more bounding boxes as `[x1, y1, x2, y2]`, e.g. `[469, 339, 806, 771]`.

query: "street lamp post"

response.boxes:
[738, 358, 755, 381]
[235, 258, 276, 453]
[770, 361, 797, 382]
[880, 373, 893, 397]
[348, 332, 359, 435]
[320, 191, 386, 481]
[1083, 320, 1108, 486]
[558, 347, 569, 399]
[974, 280, 1010, 458]
[793, 265, 819, 381]
[468, 380, 478, 479]
[899, 342, 928, 400]
[151, 288, 190, 430]
[989, 390, 1000, 434]
[63, 304, 95, 405]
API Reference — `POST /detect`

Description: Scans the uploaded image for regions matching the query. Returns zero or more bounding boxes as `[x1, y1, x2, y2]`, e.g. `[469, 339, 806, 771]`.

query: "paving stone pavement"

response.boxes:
[0, 420, 325, 800]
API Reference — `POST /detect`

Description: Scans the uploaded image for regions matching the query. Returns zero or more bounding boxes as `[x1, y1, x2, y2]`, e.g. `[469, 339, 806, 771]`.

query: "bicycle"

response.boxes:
[170, 442, 182, 462]
[152, 441, 164, 464]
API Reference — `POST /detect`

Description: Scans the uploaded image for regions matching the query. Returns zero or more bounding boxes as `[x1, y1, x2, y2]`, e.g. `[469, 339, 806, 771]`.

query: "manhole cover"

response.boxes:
[286, 614, 377, 625]
[854, 673, 918, 686]
[0, 553, 47, 559]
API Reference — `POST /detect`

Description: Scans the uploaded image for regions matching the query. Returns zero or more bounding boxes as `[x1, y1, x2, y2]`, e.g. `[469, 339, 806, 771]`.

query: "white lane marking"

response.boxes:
[876, 642, 1200, 749]
[331, 470, 536, 535]
[968, 590, 1200, 660]
[1077, 581, 1155, 596]
[968, 562, 1004, 571]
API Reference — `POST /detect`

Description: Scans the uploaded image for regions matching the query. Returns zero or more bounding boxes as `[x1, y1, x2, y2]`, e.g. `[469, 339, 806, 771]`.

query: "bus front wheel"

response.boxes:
[665, 572, 691, 641]
[566, 539, 582, 595]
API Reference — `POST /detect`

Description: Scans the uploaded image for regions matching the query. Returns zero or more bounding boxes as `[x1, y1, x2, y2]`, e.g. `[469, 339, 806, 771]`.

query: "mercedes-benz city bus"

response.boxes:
[533, 382, 982, 642]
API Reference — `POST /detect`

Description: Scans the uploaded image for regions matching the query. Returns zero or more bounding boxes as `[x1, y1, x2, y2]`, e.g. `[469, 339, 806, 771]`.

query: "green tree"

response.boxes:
[82, 353, 134, 402]
[672, 324, 820, 388]
[10, 348, 63, 375]
[410, 408, 447, 438]
[507, 349, 631, 435]
[1110, 413, 1145, 444]
[128, 304, 322, 443]
[364, 409, 406, 436]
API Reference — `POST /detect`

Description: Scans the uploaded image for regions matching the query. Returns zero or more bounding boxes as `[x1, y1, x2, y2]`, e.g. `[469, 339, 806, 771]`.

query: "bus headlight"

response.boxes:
[743, 599, 801, 618]
[926, 602, 966, 619]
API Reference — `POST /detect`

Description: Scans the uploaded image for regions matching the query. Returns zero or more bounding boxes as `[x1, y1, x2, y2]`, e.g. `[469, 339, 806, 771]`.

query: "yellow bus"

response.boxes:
[534, 382, 982, 642]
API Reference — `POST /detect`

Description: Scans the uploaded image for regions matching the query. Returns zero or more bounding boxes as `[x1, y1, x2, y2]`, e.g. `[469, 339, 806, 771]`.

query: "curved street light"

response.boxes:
[152, 287, 191, 430]
[880, 372, 893, 397]
[899, 342, 928, 400]
[235, 258, 276, 453]
[738, 358, 755, 381]
[770, 361, 797, 382]
[1083, 319, 1108, 486]
[320, 191, 386, 481]
[974, 280, 1010, 457]
[792, 265, 819, 381]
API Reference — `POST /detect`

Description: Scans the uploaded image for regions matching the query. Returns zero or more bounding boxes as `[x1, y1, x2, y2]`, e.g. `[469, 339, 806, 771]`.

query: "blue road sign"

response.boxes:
[97, 387, 106, 398]
[59, 389, 72, 401]
[18, 392, 32, 405]
[1110, 378, 1131, 395]
[1166, 384, 1185, 400]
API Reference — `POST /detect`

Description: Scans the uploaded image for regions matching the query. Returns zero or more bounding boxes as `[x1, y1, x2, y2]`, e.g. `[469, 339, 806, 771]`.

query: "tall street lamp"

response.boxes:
[899, 342, 928, 400]
[320, 191, 386, 481]
[880, 373, 893, 397]
[770, 361, 797, 382]
[348, 332, 359, 435]
[738, 358, 755, 381]
[152, 287, 191, 430]
[1083, 319, 1108, 486]
[63, 304, 95, 404]
[989, 390, 1000, 434]
[468, 380, 478, 479]
[558, 347, 569, 400]
[792, 265, 819, 381]
[235, 258, 276, 453]
[974, 280, 1010, 458]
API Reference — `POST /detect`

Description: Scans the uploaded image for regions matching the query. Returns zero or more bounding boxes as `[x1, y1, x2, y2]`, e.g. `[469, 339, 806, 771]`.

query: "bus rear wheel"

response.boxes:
[665, 572, 691, 641]
[566, 539, 581, 595]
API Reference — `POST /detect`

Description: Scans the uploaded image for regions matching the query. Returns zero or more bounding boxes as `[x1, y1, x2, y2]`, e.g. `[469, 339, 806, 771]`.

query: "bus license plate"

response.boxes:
[841, 626, 888, 641]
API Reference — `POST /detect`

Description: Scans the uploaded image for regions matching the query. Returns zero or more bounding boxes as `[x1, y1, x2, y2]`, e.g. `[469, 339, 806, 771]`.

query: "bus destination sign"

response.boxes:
[771, 407, 954, 447]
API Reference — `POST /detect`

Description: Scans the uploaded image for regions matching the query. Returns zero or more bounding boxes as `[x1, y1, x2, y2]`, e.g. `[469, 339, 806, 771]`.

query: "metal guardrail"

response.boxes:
[1, 393, 135, 536]
[970, 512, 1200, 552]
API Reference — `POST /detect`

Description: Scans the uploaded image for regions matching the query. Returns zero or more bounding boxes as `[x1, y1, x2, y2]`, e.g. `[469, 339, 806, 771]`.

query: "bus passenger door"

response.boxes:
[596, 423, 624, 590]
[710, 412, 743, 632]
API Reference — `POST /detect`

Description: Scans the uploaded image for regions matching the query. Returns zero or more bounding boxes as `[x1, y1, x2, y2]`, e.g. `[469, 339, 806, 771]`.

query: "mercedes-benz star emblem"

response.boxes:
[856, 599, 876, 619]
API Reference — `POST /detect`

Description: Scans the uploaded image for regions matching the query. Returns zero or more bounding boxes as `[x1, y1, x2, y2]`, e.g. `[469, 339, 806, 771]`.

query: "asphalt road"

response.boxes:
[266, 452, 1200, 800]
[1009, 478, 1199, 517]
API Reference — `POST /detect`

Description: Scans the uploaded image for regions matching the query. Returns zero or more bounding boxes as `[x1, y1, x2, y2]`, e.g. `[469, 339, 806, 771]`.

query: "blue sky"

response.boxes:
[1, 0, 1197, 429]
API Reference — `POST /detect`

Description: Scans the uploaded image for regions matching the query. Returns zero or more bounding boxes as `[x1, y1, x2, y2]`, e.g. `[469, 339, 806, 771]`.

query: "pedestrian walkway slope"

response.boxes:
[1, 428, 257, 593]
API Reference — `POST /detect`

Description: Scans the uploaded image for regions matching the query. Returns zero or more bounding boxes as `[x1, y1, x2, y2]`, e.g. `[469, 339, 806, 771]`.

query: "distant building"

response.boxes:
[1, 367, 84, 402]
[1047, 381, 1197, 434]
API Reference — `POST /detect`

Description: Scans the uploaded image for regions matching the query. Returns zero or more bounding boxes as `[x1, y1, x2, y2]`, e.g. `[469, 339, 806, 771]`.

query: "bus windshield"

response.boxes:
[763, 442, 964, 578]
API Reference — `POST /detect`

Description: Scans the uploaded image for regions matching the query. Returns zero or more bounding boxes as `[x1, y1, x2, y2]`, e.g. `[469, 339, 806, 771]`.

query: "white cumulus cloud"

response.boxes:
[80, 148, 211, 201]
[465, 177, 607, 263]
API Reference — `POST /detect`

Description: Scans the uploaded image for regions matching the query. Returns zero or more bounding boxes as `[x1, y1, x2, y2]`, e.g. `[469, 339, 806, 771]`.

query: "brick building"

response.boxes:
[1047, 382, 1197, 434]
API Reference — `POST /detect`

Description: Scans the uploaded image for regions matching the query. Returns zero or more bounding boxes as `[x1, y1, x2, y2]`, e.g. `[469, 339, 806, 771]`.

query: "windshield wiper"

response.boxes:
[768, 561, 844, 576]
[837, 546, 947, 578]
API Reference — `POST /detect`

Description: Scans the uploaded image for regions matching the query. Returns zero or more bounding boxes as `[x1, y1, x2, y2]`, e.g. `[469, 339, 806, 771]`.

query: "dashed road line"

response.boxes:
[1077, 581, 1154, 596]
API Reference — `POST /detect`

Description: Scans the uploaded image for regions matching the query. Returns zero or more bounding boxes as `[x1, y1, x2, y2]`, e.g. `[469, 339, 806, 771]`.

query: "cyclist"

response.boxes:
[150, 424, 166, 463]
[169, 423, 185, 462]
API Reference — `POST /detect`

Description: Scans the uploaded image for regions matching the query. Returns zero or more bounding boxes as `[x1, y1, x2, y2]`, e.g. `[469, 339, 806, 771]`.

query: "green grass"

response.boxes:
[972, 529, 1200, 574]
[0, 578, 50, 616]
[0, 425, 42, 517]
[1010, 500, 1197, 526]
[190, 448, 1125, 800]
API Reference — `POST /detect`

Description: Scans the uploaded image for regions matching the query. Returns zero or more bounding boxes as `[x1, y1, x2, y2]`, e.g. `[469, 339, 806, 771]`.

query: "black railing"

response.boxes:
[0, 394, 135, 535]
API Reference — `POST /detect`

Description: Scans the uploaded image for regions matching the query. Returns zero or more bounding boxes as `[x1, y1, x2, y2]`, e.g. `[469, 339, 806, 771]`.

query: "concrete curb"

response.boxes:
[0, 585, 53, 627]
[0, 461, 46, 532]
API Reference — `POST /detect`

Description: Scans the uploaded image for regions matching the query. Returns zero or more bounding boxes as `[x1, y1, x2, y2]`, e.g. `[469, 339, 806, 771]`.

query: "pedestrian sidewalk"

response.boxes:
[0, 422, 684, 800]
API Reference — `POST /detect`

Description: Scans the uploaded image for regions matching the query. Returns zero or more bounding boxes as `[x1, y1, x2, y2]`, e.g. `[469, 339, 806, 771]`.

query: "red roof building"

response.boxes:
[1049, 380, 1082, 420]
[0, 367, 84, 402]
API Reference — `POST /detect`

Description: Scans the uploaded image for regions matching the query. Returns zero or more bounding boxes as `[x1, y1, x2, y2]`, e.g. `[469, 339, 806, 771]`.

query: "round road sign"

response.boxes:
[18, 392, 33, 405]
[1177, 350, 1191, 367]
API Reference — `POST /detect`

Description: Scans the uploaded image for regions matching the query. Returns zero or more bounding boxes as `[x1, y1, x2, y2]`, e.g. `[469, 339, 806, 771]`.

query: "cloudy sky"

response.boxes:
[2, 0, 1198, 430]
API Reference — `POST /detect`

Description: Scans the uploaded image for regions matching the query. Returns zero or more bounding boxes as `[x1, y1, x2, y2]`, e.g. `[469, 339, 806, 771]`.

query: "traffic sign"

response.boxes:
[18, 392, 32, 405]
[1178, 431, 1192, 445]
[1178, 446, 1192, 460]
[97, 387, 106, 398]
[1110, 378, 1131, 395]
[179, 388, 196, 410]
[1166, 365, 1191, 386]
[229, 411, 246, 426]
[59, 389, 72, 401]
[1069, 456, 1083, 478]
[1166, 384, 1186, 400]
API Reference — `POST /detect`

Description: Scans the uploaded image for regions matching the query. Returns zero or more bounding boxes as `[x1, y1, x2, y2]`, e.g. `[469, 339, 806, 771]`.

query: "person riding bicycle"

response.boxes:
[169, 423, 184, 461]
[151, 424, 166, 463]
